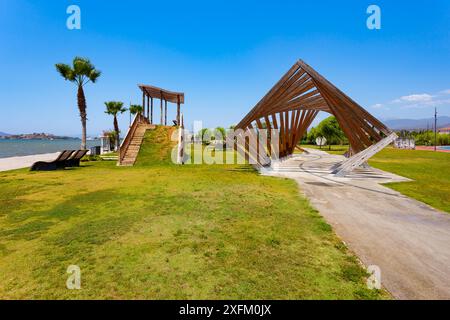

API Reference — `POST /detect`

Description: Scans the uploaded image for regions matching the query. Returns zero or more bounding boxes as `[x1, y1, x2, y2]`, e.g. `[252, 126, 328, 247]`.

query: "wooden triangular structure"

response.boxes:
[236, 60, 393, 172]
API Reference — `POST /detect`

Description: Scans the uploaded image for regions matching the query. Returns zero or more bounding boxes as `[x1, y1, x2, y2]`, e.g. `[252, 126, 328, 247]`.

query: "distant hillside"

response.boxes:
[0, 132, 78, 140]
[384, 116, 450, 130]
[0, 132, 11, 137]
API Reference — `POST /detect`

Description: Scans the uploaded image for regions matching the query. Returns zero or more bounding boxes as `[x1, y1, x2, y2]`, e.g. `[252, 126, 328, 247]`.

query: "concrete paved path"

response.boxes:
[262, 149, 450, 300]
[0, 153, 59, 172]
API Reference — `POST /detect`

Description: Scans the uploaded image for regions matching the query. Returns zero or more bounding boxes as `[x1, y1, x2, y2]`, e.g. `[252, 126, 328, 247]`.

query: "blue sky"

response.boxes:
[0, 0, 449, 136]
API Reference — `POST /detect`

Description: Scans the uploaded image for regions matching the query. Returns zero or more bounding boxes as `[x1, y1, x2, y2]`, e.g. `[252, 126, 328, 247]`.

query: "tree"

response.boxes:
[104, 101, 127, 151]
[56, 57, 101, 150]
[128, 104, 143, 125]
[214, 127, 227, 141]
[197, 128, 212, 144]
[317, 116, 345, 150]
[306, 127, 318, 145]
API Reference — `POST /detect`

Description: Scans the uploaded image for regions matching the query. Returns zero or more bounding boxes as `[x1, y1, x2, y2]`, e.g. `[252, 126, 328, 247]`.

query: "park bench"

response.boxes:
[30, 150, 75, 171]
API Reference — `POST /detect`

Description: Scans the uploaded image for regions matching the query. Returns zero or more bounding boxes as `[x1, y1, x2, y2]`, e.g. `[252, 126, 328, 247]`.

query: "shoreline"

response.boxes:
[0, 139, 101, 159]
[0, 152, 60, 172]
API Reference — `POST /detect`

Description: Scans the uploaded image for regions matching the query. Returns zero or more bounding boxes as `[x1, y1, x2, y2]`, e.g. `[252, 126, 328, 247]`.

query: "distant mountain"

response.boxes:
[383, 116, 450, 130]
[0, 131, 11, 137]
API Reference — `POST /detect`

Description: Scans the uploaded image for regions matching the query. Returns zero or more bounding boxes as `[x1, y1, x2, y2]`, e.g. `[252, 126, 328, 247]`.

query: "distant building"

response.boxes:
[438, 127, 450, 134]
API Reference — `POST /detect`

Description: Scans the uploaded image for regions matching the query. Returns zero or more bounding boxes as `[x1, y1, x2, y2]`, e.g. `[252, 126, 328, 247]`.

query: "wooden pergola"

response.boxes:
[139, 84, 185, 126]
[236, 60, 394, 168]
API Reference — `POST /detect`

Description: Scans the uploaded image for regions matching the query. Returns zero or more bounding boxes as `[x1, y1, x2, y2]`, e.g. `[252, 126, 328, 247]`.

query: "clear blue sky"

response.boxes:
[0, 0, 449, 136]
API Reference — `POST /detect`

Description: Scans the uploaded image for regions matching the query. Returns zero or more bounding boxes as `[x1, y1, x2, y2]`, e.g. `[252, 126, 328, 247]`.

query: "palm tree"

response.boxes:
[104, 101, 127, 151]
[197, 128, 211, 145]
[214, 127, 226, 141]
[128, 104, 143, 125]
[55, 57, 101, 150]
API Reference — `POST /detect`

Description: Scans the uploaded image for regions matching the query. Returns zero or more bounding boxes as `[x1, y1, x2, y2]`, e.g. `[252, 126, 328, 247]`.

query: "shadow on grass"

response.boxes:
[1, 189, 119, 239]
[226, 165, 255, 172]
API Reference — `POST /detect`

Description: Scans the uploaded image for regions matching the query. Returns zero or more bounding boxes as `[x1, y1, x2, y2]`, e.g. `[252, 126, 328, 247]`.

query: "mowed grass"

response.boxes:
[369, 148, 450, 213]
[300, 144, 349, 155]
[0, 127, 386, 299]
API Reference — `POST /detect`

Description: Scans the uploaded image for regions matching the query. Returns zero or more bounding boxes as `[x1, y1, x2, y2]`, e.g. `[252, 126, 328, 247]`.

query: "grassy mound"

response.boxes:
[135, 126, 177, 166]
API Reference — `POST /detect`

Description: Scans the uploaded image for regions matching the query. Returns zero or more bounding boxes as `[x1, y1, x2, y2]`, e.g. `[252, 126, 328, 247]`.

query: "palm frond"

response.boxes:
[104, 101, 125, 115]
[56, 57, 101, 85]
[129, 104, 143, 115]
[55, 63, 75, 81]
[89, 69, 102, 83]
[73, 58, 91, 75]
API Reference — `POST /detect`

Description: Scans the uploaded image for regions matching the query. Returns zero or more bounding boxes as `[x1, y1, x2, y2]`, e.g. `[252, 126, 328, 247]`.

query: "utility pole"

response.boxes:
[434, 107, 437, 152]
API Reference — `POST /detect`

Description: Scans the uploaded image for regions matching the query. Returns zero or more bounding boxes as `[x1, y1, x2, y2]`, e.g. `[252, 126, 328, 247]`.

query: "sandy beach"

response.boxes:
[0, 152, 60, 172]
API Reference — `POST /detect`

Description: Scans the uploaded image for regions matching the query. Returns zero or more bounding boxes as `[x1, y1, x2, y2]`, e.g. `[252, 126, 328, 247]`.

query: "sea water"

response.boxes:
[0, 139, 101, 158]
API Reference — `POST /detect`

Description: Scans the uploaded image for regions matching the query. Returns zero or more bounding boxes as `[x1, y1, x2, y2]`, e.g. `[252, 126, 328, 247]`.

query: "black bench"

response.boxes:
[65, 149, 89, 167]
[30, 150, 75, 171]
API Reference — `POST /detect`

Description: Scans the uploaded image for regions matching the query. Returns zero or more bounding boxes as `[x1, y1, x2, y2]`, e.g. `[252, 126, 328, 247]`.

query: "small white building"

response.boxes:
[394, 138, 415, 150]
[100, 135, 114, 154]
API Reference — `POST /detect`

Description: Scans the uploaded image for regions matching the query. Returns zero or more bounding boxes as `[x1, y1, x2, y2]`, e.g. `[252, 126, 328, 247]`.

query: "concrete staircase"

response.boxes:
[120, 123, 155, 166]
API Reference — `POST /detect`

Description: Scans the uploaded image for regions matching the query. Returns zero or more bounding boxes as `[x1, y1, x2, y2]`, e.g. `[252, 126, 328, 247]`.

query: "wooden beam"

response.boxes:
[298, 60, 390, 135]
[236, 63, 301, 129]
[138, 84, 184, 104]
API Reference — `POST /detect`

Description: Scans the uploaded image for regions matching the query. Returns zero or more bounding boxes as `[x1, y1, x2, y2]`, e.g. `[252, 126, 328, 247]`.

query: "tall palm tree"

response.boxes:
[104, 101, 127, 151]
[55, 57, 101, 150]
[128, 104, 143, 125]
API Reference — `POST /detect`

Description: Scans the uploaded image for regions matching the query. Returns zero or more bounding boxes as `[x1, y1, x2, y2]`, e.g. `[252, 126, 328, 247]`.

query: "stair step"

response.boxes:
[119, 123, 157, 166]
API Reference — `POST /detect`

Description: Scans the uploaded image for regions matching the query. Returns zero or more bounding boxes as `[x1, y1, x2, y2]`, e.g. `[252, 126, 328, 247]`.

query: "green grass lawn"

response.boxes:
[369, 148, 450, 213]
[0, 127, 386, 299]
[300, 144, 349, 155]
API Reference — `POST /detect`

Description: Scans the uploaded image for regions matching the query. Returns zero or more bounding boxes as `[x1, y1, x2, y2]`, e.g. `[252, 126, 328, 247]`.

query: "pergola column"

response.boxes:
[177, 95, 181, 126]
[160, 92, 163, 125]
[150, 97, 153, 124]
[165, 100, 168, 125]
[142, 91, 146, 118]
[146, 95, 150, 120]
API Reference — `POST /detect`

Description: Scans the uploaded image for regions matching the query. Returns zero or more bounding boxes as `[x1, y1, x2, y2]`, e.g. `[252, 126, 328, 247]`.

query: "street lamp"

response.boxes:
[434, 108, 437, 152]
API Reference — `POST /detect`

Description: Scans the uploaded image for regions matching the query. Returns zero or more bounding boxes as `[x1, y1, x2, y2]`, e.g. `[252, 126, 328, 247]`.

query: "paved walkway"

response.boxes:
[262, 149, 450, 300]
[0, 153, 59, 172]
